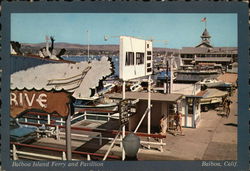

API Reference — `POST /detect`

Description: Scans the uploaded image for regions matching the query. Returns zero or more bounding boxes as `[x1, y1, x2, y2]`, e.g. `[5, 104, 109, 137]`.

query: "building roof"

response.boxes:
[196, 42, 213, 48]
[105, 92, 183, 103]
[181, 47, 237, 54]
[195, 57, 232, 62]
[175, 74, 218, 82]
[203, 88, 228, 98]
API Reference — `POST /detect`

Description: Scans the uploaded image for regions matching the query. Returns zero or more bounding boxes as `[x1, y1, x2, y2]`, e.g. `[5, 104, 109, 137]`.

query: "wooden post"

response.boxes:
[13, 144, 18, 160]
[148, 75, 151, 149]
[108, 113, 110, 121]
[60, 118, 63, 126]
[37, 115, 40, 124]
[87, 154, 91, 161]
[66, 104, 72, 160]
[62, 152, 66, 160]
[185, 101, 188, 127]
[84, 111, 87, 120]
[47, 114, 51, 125]
[122, 80, 126, 161]
[160, 139, 163, 152]
[170, 56, 173, 94]
[192, 99, 196, 128]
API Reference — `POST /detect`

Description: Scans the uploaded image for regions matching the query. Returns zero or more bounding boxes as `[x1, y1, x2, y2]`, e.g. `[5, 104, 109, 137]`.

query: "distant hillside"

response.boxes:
[22, 43, 119, 51]
[22, 42, 180, 53]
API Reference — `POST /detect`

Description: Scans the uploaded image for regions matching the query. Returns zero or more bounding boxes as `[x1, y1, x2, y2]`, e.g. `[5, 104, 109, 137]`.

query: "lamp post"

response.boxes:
[122, 133, 141, 161]
[86, 30, 90, 61]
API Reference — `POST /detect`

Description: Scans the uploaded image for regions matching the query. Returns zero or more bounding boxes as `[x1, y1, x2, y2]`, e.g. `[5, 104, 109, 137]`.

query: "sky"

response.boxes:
[11, 13, 237, 49]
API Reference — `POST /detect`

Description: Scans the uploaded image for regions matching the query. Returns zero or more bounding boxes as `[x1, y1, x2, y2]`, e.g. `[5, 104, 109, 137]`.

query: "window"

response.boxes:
[136, 52, 144, 65]
[125, 52, 134, 66]
[147, 56, 151, 60]
[147, 63, 151, 67]
[147, 44, 150, 48]
[147, 51, 152, 55]
[147, 68, 152, 72]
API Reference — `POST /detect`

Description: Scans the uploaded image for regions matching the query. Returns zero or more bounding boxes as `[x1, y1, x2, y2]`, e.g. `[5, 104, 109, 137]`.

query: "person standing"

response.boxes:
[160, 114, 168, 136]
[175, 112, 184, 135]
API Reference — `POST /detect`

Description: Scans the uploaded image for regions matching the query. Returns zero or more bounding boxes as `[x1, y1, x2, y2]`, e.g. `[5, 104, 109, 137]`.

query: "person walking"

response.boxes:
[225, 98, 232, 118]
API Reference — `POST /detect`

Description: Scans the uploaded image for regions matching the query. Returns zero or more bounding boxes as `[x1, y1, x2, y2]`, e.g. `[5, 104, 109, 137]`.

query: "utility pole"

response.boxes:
[147, 75, 151, 149]
[170, 55, 173, 94]
[122, 81, 126, 160]
[87, 30, 90, 61]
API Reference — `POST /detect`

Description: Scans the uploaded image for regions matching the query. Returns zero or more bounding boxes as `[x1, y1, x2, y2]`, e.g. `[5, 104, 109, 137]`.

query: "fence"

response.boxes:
[19, 109, 119, 126]
[19, 121, 166, 153]
[11, 142, 121, 161]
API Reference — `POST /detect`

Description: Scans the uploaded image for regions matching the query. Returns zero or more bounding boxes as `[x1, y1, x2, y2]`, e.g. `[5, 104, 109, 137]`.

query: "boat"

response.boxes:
[73, 97, 118, 112]
[129, 81, 143, 92]
[97, 83, 116, 96]
[199, 79, 232, 89]
[200, 88, 228, 111]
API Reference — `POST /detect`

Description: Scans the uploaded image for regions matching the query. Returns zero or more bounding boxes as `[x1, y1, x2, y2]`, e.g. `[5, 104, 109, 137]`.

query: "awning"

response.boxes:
[105, 92, 183, 103]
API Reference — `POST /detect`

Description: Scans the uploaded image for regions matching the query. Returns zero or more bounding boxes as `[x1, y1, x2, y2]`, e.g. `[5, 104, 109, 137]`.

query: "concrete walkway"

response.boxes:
[137, 89, 237, 160]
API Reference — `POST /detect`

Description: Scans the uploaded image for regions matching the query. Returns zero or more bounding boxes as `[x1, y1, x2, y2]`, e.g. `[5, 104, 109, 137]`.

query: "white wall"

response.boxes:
[172, 83, 201, 96]
[119, 36, 153, 81]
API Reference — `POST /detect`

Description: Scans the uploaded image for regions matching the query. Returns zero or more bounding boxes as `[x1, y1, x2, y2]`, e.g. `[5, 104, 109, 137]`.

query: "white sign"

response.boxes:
[119, 36, 153, 81]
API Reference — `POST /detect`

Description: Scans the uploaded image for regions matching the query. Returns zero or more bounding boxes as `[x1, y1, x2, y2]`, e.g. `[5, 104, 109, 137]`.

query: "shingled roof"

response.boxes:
[181, 47, 237, 54]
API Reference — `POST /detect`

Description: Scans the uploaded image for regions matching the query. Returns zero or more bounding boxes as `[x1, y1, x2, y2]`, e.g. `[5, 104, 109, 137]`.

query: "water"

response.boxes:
[62, 55, 119, 77]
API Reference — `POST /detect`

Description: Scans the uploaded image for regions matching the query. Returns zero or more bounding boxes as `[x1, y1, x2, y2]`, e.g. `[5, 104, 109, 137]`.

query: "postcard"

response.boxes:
[0, 1, 249, 171]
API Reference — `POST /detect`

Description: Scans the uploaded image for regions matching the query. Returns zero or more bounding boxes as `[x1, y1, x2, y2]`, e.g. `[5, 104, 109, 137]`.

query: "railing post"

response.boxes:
[37, 115, 40, 124]
[47, 114, 51, 125]
[60, 118, 63, 126]
[13, 144, 18, 160]
[84, 111, 87, 120]
[108, 113, 110, 121]
[160, 139, 163, 152]
[87, 154, 91, 161]
[56, 125, 60, 140]
[119, 134, 123, 148]
[62, 152, 66, 160]
[99, 134, 102, 146]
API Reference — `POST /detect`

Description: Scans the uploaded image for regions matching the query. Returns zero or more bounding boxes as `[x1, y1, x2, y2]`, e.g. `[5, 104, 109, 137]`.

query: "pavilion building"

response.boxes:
[180, 28, 237, 67]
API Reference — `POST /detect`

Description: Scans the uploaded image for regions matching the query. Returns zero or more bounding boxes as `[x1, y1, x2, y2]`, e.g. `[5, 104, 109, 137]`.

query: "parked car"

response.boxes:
[10, 119, 38, 143]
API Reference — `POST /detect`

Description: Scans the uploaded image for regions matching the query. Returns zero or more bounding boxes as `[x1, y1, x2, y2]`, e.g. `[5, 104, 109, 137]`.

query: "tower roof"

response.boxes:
[196, 28, 212, 48]
[201, 29, 211, 38]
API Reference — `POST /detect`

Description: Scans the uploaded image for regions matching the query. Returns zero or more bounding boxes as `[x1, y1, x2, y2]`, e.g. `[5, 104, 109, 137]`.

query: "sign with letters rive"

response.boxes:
[10, 89, 71, 118]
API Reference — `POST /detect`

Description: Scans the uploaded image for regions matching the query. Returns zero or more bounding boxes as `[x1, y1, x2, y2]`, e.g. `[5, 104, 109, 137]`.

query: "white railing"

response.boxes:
[103, 128, 121, 161]
[55, 128, 165, 152]
[72, 111, 119, 122]
[11, 144, 67, 160]
[19, 111, 119, 127]
[11, 144, 115, 161]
